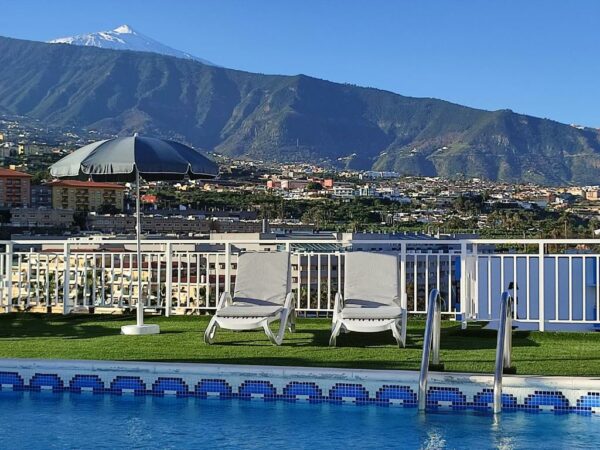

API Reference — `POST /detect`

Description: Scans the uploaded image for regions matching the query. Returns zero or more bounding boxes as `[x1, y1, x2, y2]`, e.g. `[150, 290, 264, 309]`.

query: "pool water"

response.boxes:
[1, 392, 599, 449]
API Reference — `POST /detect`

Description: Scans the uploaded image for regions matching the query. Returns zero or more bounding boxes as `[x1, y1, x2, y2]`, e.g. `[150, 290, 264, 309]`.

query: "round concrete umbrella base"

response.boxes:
[121, 324, 160, 335]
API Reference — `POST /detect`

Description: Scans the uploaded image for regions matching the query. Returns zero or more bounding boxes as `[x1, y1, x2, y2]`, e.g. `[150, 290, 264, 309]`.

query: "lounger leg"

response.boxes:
[264, 322, 281, 346]
[203, 316, 219, 345]
[274, 308, 296, 345]
[391, 319, 405, 348]
[329, 320, 343, 347]
[401, 308, 407, 347]
[288, 308, 296, 333]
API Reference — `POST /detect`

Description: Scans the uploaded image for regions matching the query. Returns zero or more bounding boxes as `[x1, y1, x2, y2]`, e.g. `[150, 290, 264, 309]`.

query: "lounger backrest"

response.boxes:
[233, 251, 291, 304]
[344, 251, 400, 305]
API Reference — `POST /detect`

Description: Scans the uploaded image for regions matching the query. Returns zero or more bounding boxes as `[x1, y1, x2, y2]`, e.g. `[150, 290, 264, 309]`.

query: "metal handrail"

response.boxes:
[418, 288, 443, 411]
[493, 291, 514, 414]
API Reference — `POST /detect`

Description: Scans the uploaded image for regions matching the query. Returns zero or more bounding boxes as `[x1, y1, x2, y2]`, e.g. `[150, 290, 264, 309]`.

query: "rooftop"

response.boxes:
[0, 167, 32, 178]
[46, 179, 126, 189]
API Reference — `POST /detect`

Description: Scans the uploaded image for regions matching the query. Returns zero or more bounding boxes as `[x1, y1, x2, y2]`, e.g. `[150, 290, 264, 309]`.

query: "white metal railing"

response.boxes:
[1, 238, 600, 330]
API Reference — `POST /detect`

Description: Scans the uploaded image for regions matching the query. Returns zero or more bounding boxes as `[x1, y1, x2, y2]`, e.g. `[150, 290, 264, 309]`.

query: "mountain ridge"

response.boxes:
[0, 35, 599, 185]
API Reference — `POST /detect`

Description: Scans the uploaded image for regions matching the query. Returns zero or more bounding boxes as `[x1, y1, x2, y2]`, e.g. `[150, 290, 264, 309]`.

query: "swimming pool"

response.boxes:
[1, 391, 599, 449]
[2, 358, 600, 449]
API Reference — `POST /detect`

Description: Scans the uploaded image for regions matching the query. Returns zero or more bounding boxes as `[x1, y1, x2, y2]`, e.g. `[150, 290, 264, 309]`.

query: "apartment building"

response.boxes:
[17, 143, 55, 156]
[87, 214, 262, 235]
[0, 167, 31, 207]
[48, 180, 125, 212]
[11, 208, 74, 228]
[31, 185, 53, 208]
[213, 219, 262, 233]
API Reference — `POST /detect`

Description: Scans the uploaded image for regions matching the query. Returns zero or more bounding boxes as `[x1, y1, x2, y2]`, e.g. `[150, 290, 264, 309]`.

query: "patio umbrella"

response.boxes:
[50, 134, 219, 335]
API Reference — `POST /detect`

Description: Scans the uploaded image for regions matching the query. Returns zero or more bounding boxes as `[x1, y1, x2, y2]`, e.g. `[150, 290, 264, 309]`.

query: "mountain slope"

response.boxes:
[0, 35, 598, 185]
[48, 25, 214, 65]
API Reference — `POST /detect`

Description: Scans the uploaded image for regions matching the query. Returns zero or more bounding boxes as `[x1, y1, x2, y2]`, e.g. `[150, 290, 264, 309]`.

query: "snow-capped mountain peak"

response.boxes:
[48, 25, 214, 65]
[113, 24, 135, 34]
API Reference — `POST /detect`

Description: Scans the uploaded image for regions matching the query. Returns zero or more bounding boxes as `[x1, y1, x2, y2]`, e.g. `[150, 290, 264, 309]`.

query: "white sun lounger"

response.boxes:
[204, 251, 295, 345]
[329, 251, 407, 347]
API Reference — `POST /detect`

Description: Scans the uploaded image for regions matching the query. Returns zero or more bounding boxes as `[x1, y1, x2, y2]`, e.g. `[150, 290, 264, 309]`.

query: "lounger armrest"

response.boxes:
[284, 292, 295, 310]
[216, 292, 232, 311]
[333, 292, 344, 321]
[334, 292, 344, 311]
[401, 292, 408, 311]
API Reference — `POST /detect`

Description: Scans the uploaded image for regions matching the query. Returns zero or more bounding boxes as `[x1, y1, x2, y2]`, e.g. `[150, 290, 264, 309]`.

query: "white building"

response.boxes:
[332, 185, 356, 199]
[357, 184, 376, 197]
[376, 187, 411, 203]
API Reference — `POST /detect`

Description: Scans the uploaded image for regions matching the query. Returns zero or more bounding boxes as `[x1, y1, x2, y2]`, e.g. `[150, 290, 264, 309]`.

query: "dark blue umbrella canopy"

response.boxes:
[50, 135, 219, 182]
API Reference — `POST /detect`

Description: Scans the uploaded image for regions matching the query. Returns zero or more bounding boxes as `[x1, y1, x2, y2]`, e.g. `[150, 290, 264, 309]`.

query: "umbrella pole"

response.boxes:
[136, 168, 144, 327]
[121, 168, 159, 335]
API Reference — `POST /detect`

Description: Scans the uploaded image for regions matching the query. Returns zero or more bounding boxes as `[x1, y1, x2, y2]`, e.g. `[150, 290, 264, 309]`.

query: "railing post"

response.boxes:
[400, 243, 407, 310]
[460, 241, 468, 329]
[62, 242, 70, 315]
[472, 243, 478, 318]
[225, 242, 232, 294]
[165, 242, 173, 317]
[538, 243, 545, 332]
[4, 242, 13, 312]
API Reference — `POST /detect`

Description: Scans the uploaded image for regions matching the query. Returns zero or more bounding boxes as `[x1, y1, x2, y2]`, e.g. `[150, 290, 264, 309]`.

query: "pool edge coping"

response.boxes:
[1, 358, 599, 390]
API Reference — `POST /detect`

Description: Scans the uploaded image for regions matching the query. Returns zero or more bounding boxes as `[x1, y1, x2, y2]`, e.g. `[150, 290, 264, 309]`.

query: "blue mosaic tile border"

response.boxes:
[0, 371, 598, 414]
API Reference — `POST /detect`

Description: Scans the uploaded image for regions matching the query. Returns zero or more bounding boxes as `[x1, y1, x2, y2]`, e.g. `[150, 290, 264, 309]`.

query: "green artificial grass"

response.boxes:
[0, 313, 599, 377]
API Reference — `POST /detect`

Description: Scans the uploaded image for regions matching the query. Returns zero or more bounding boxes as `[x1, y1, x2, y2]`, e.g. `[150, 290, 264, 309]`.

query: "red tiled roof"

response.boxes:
[46, 180, 126, 190]
[141, 194, 157, 203]
[0, 168, 32, 178]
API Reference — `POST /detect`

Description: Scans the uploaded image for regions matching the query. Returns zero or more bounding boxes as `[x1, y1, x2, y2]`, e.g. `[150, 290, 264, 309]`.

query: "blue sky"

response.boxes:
[1, 0, 598, 126]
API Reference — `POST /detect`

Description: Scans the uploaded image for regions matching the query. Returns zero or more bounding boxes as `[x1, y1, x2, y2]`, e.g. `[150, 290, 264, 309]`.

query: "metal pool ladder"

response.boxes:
[493, 290, 514, 414]
[418, 289, 444, 411]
